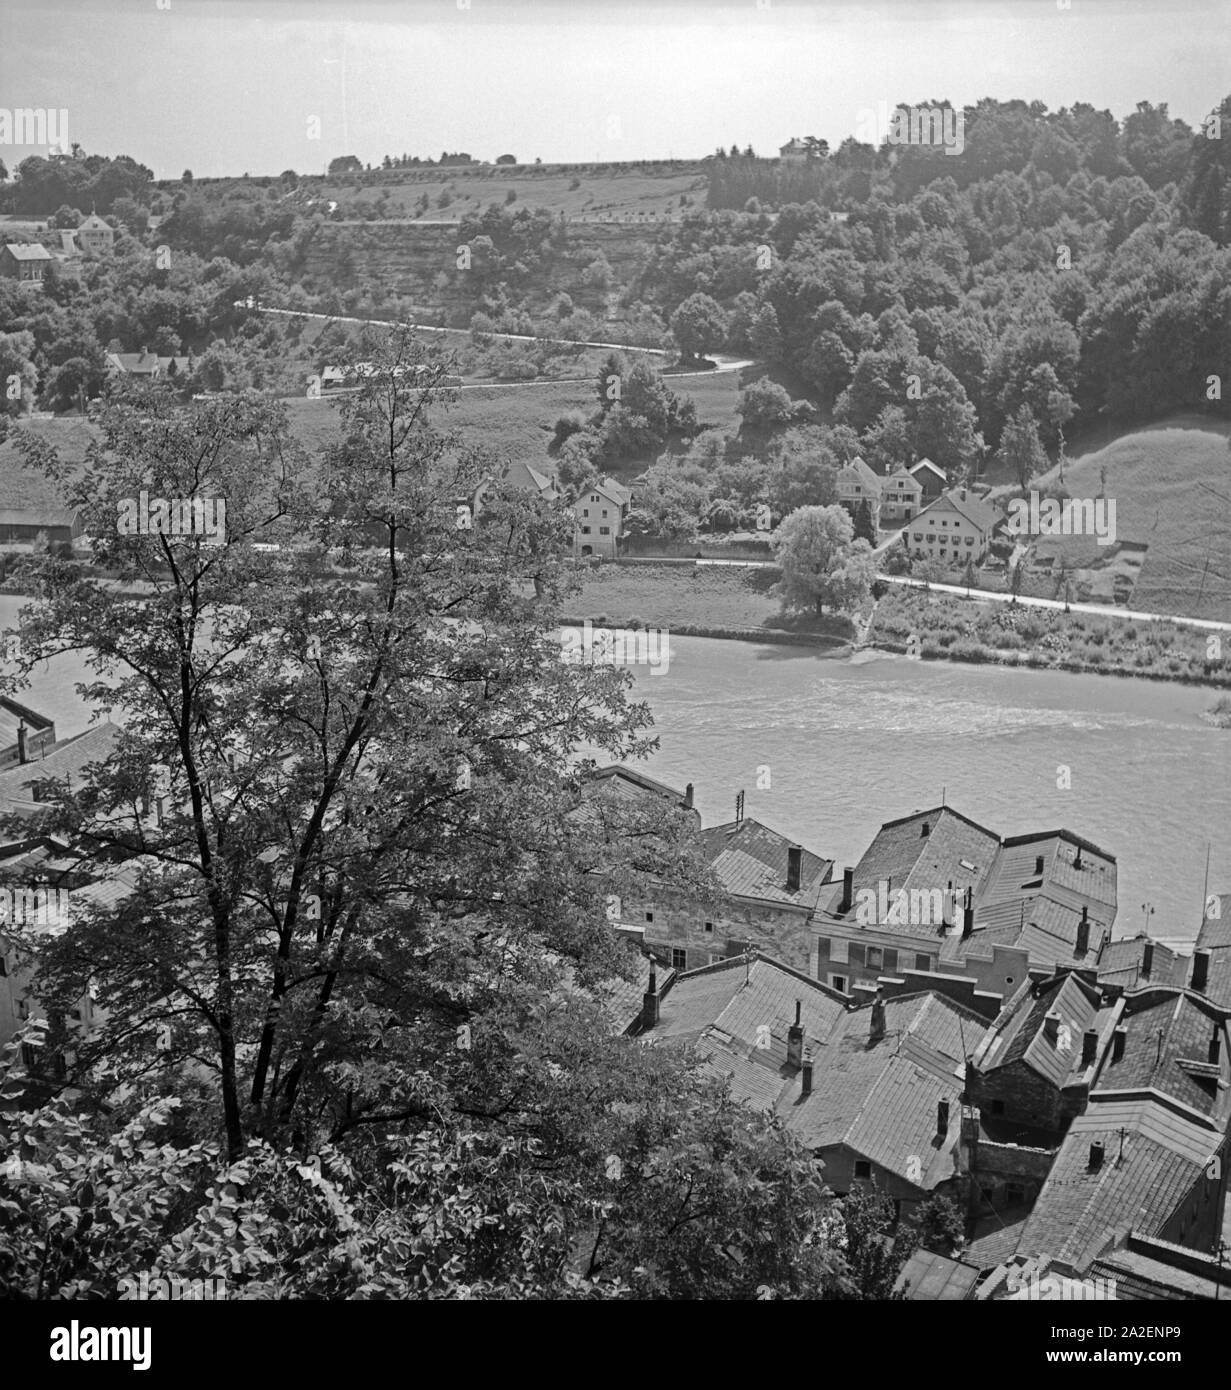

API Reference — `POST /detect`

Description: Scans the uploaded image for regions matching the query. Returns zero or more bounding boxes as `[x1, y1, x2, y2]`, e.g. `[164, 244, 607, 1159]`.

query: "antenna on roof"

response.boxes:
[942, 785, 946, 807]
[1201, 843, 1212, 924]
[735, 790, 745, 825]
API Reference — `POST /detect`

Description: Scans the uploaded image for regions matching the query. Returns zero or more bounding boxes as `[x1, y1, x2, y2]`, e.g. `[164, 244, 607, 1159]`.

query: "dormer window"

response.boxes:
[921, 822, 930, 838]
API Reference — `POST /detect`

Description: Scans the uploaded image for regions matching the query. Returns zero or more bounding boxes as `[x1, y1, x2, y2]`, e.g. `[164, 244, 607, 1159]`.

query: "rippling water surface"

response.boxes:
[627, 638, 1231, 949]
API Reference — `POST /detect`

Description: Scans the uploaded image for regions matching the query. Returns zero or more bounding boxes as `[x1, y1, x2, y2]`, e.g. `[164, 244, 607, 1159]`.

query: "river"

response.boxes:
[627, 637, 1231, 951]
[4, 595, 1226, 950]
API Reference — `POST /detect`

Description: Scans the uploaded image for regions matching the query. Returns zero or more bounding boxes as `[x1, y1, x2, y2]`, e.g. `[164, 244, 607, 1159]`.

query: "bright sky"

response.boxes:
[0, 0, 1227, 177]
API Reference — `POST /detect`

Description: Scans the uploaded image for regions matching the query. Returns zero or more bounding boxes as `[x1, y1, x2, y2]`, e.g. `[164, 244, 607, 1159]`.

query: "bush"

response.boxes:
[553, 410, 587, 447]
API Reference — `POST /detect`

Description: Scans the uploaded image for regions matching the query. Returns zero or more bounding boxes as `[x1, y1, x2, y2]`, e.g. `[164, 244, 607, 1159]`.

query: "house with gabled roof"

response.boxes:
[75, 212, 115, 256]
[905, 486, 998, 565]
[909, 457, 947, 502]
[814, 809, 1118, 998]
[880, 464, 923, 523]
[640, 813, 833, 975]
[836, 455, 881, 528]
[1, 242, 52, 283]
[637, 952, 985, 1214]
[574, 477, 632, 559]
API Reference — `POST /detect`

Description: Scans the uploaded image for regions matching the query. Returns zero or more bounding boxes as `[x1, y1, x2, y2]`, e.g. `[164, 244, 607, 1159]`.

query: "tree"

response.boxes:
[595, 350, 625, 414]
[327, 155, 363, 176]
[669, 293, 728, 363]
[771, 505, 875, 617]
[0, 330, 38, 417]
[738, 378, 796, 429]
[495, 154, 517, 165]
[182, 169, 194, 185]
[853, 498, 876, 545]
[6, 332, 668, 1165]
[997, 404, 1047, 488]
[830, 1182, 908, 1301]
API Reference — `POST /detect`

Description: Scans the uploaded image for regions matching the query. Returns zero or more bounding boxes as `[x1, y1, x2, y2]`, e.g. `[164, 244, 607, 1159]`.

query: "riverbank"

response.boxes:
[872, 588, 1230, 689]
[570, 562, 1230, 688]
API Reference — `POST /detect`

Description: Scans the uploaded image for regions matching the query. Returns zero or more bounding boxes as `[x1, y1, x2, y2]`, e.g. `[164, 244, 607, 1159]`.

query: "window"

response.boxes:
[581, 525, 591, 535]
[866, 946, 883, 969]
[915, 953, 931, 972]
[707, 953, 722, 966]
[830, 974, 848, 994]
[991, 1099, 1005, 1116]
[1006, 1182, 1025, 1206]
[601, 509, 608, 518]
[599, 526, 610, 536]
[20, 1043, 38, 1069]
[17, 999, 29, 1020]
[590, 495, 599, 503]
[644, 911, 654, 923]
[582, 508, 589, 517]
[913, 533, 922, 542]
[965, 536, 974, 545]
[704, 920, 714, 934]
[854, 1161, 872, 1179]
[671, 948, 686, 970]
[0, 953, 6, 977]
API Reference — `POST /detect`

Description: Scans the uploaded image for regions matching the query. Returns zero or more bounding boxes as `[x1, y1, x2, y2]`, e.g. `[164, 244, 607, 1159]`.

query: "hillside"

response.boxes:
[311, 162, 709, 222]
[1018, 424, 1231, 621]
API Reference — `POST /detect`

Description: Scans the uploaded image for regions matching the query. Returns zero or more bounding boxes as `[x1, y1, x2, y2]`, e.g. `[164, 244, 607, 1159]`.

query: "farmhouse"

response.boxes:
[0, 243, 52, 283]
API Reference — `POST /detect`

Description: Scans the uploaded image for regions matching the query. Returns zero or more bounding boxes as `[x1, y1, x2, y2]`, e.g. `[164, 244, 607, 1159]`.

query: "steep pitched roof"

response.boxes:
[1015, 1097, 1218, 1272]
[78, 214, 113, 233]
[1095, 989, 1230, 1120]
[1098, 935, 1187, 992]
[0, 723, 122, 815]
[909, 458, 947, 482]
[916, 487, 997, 534]
[977, 974, 1107, 1088]
[699, 819, 832, 909]
[837, 456, 882, 497]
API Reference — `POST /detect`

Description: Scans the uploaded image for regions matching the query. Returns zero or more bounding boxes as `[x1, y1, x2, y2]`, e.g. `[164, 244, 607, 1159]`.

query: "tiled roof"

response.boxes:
[567, 762, 697, 836]
[837, 456, 882, 497]
[699, 819, 831, 909]
[916, 488, 997, 534]
[4, 243, 52, 261]
[1016, 1098, 1217, 1271]
[0, 723, 122, 814]
[894, 1249, 981, 1300]
[588, 950, 669, 1034]
[650, 953, 847, 1053]
[978, 974, 1105, 1087]
[1094, 991, 1229, 1119]
[776, 993, 978, 1187]
[1091, 1237, 1231, 1300]
[1097, 935, 1187, 991]
[593, 477, 632, 506]
[963, 1211, 1032, 1270]
[78, 214, 113, 232]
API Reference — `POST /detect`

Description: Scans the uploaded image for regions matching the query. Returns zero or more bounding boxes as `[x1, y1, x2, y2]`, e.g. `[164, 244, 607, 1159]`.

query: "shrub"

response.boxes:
[553, 410, 587, 446]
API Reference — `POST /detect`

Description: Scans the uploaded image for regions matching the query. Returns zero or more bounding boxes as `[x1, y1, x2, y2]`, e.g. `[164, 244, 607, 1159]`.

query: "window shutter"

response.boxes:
[884, 948, 898, 973]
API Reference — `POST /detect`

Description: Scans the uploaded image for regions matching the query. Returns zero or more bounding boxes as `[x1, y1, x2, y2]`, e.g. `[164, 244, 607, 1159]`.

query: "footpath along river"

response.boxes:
[622, 636, 1231, 950]
[4, 595, 1226, 949]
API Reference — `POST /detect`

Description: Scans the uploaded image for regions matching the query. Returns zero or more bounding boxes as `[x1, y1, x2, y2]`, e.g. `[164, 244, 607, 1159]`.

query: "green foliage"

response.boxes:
[771, 504, 875, 616]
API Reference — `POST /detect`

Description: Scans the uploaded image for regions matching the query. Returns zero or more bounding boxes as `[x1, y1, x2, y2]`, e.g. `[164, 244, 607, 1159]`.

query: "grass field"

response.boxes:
[1013, 425, 1231, 621]
[315, 166, 709, 223]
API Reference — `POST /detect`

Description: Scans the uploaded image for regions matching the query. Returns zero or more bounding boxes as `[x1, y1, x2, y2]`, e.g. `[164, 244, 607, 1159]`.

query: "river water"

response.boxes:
[4, 594, 1226, 950]
[626, 637, 1231, 951]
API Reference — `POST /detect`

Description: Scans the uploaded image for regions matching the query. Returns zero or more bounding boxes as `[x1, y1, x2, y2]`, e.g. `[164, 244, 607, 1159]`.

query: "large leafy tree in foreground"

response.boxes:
[0, 337, 851, 1298]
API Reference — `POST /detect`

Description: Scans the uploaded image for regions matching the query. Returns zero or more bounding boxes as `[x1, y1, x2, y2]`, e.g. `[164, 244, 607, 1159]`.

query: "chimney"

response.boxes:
[786, 845, 802, 893]
[1210, 1027, 1222, 1067]
[683, 782, 694, 811]
[1043, 1009, 1061, 1044]
[1088, 1141, 1105, 1172]
[1142, 939, 1154, 979]
[1076, 906, 1090, 957]
[962, 886, 974, 938]
[786, 999, 804, 1069]
[16, 722, 27, 764]
[801, 1050, 813, 1097]
[840, 866, 854, 913]
[1034, 854, 1045, 875]
[640, 965, 660, 1032]
[937, 1099, 950, 1138]
[1074, 843, 1083, 870]
[1082, 1029, 1099, 1066]
[1193, 950, 1210, 993]
[920, 820, 930, 838]
[1112, 1026, 1127, 1061]
[870, 995, 886, 1043]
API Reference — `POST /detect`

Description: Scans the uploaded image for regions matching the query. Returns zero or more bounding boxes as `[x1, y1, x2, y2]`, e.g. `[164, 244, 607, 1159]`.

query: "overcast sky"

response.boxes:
[1, 0, 1227, 177]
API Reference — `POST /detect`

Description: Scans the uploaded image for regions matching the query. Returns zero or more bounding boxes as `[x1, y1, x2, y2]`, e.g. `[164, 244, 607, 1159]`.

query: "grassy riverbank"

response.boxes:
[872, 587, 1230, 687]
[569, 562, 856, 645]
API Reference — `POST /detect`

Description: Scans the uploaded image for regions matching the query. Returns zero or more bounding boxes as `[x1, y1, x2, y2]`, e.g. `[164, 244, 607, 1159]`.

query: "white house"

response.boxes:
[836, 456, 882, 529]
[906, 487, 998, 566]
[880, 466, 923, 524]
[575, 478, 632, 559]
